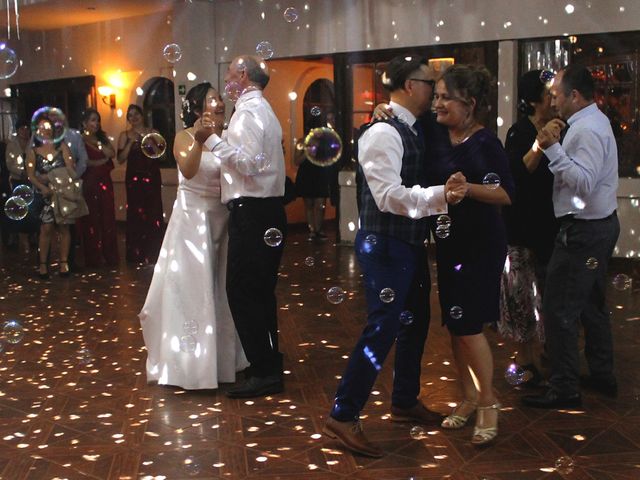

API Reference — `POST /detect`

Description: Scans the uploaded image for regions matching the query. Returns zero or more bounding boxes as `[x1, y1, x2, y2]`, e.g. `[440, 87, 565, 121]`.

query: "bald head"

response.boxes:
[235, 55, 270, 89]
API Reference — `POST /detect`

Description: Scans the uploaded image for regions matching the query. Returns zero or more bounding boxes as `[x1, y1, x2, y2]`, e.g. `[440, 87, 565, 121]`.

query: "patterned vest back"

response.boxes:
[357, 116, 428, 246]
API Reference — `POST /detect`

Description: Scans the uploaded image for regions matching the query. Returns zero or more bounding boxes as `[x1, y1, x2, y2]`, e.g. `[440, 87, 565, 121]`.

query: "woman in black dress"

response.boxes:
[427, 65, 514, 445]
[499, 70, 558, 385]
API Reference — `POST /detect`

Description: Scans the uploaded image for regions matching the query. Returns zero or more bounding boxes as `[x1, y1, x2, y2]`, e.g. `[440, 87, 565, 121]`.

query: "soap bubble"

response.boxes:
[303, 127, 343, 167]
[365, 234, 377, 245]
[399, 310, 414, 326]
[31, 106, 67, 145]
[141, 133, 167, 159]
[310, 106, 321, 117]
[283, 7, 299, 23]
[76, 347, 94, 365]
[3, 320, 24, 344]
[436, 214, 451, 229]
[179, 335, 197, 353]
[612, 273, 632, 291]
[540, 69, 556, 85]
[0, 43, 18, 79]
[256, 41, 274, 59]
[435, 225, 450, 239]
[304, 256, 315, 267]
[585, 257, 598, 270]
[554, 456, 575, 475]
[182, 320, 198, 336]
[183, 456, 201, 475]
[504, 363, 525, 386]
[410, 426, 427, 439]
[163, 43, 183, 63]
[449, 306, 463, 320]
[482, 172, 501, 190]
[223, 81, 243, 102]
[379, 288, 395, 304]
[263, 228, 283, 247]
[327, 286, 345, 304]
[4, 196, 28, 221]
[12, 184, 34, 206]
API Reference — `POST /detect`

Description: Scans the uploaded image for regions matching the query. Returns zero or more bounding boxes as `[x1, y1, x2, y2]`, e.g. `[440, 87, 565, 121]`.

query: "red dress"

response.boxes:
[78, 142, 119, 267]
[125, 139, 164, 263]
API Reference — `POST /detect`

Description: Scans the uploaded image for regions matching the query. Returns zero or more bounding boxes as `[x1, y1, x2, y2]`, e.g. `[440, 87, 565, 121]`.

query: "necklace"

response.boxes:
[449, 123, 478, 145]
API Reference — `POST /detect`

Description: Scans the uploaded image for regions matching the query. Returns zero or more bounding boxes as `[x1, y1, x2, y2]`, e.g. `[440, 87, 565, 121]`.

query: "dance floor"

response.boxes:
[0, 224, 639, 479]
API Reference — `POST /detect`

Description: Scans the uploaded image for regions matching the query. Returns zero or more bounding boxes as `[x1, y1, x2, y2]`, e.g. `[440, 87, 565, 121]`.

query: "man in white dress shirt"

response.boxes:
[523, 64, 620, 409]
[195, 55, 287, 398]
[323, 55, 467, 457]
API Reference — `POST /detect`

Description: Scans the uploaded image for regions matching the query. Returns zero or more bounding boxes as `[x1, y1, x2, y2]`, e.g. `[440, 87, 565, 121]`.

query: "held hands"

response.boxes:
[194, 112, 223, 144]
[445, 171, 468, 205]
[536, 118, 566, 149]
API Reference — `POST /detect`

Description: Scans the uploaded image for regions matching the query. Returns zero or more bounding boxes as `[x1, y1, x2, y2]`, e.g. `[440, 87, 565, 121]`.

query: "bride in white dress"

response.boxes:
[139, 83, 248, 389]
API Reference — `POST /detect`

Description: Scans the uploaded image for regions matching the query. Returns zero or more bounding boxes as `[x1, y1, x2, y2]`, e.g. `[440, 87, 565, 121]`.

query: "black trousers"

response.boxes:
[543, 212, 620, 396]
[226, 197, 287, 378]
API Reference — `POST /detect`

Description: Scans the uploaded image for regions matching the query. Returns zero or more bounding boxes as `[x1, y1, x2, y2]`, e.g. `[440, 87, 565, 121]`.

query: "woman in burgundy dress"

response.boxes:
[117, 104, 163, 264]
[79, 108, 119, 267]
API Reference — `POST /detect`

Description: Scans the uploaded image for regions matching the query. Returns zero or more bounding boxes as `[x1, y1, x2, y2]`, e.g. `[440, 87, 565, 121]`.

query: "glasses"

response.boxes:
[409, 78, 436, 88]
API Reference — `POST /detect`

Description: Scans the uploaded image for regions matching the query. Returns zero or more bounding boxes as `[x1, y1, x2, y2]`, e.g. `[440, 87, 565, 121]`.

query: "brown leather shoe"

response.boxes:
[322, 416, 383, 458]
[390, 402, 443, 425]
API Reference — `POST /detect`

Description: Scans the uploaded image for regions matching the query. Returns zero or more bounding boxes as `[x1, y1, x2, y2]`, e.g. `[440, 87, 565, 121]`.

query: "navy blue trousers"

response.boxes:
[331, 230, 430, 421]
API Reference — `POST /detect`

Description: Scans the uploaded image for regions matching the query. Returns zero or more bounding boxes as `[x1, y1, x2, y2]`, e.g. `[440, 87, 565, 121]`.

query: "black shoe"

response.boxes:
[226, 375, 284, 398]
[580, 375, 618, 398]
[522, 388, 582, 409]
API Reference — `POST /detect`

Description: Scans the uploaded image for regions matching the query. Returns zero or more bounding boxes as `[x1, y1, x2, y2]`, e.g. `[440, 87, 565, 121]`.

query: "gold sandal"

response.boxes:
[441, 399, 477, 429]
[471, 402, 501, 445]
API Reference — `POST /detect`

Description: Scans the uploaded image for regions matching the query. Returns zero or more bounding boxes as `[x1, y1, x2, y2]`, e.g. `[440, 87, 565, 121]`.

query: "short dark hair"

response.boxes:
[517, 69, 546, 116]
[182, 82, 213, 128]
[238, 55, 270, 89]
[441, 64, 493, 120]
[382, 54, 428, 92]
[559, 64, 595, 100]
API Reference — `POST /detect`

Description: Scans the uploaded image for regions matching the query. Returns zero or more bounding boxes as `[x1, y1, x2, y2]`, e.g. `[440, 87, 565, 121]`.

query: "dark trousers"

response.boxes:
[543, 213, 620, 396]
[226, 197, 287, 378]
[331, 230, 430, 422]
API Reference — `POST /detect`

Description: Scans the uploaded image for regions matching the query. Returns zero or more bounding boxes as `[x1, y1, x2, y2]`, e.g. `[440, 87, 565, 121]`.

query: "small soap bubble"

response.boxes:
[554, 456, 575, 475]
[327, 286, 345, 304]
[223, 81, 243, 102]
[3, 320, 24, 344]
[436, 214, 451, 229]
[504, 363, 525, 386]
[179, 335, 197, 353]
[76, 347, 93, 365]
[163, 43, 183, 63]
[4, 196, 28, 221]
[304, 127, 343, 167]
[182, 320, 198, 336]
[540, 69, 556, 85]
[31, 106, 67, 144]
[365, 234, 377, 245]
[283, 7, 299, 23]
[410, 426, 427, 440]
[435, 225, 450, 239]
[183, 456, 201, 475]
[0, 43, 18, 79]
[449, 306, 463, 320]
[141, 133, 167, 159]
[263, 228, 283, 247]
[399, 310, 414, 326]
[310, 106, 321, 117]
[304, 256, 315, 267]
[253, 152, 271, 173]
[379, 288, 395, 304]
[585, 257, 598, 270]
[612, 273, 632, 291]
[256, 41, 274, 59]
[12, 184, 34, 206]
[482, 172, 501, 190]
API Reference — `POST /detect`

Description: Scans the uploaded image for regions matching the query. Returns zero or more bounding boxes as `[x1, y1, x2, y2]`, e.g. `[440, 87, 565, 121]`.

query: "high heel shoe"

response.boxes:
[471, 402, 501, 446]
[59, 261, 70, 278]
[38, 262, 50, 280]
[441, 399, 477, 429]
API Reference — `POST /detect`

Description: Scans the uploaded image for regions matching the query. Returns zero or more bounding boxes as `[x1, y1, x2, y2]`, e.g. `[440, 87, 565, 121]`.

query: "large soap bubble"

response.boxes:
[303, 127, 343, 167]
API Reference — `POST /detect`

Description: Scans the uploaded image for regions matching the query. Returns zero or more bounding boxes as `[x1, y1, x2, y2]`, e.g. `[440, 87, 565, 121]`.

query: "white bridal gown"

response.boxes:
[139, 150, 248, 389]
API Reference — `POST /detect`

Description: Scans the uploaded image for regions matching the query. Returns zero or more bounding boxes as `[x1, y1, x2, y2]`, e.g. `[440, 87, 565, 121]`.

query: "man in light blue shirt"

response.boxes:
[523, 65, 620, 409]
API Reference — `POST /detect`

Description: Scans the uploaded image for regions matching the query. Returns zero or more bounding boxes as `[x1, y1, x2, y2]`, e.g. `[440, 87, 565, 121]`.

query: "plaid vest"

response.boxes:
[357, 117, 428, 246]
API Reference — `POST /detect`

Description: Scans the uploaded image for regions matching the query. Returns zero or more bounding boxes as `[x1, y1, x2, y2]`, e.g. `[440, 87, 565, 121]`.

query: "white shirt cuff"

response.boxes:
[203, 134, 223, 152]
[544, 142, 564, 165]
[422, 185, 448, 215]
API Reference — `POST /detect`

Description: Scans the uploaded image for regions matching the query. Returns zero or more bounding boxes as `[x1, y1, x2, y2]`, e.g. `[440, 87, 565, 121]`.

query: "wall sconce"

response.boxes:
[97, 86, 116, 109]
